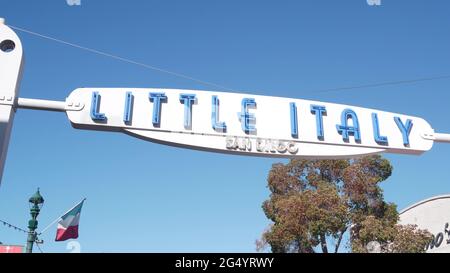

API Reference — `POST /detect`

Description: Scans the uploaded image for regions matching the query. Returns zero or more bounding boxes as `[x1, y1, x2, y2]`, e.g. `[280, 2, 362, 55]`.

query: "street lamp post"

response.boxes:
[26, 188, 44, 253]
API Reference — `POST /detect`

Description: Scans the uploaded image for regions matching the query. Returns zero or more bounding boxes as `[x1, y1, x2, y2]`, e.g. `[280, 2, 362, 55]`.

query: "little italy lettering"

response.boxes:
[65, 88, 435, 158]
[88, 91, 414, 147]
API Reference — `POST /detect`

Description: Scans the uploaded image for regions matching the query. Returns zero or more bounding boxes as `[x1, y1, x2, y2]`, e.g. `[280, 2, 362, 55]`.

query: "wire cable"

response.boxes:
[310, 75, 450, 94]
[7, 25, 450, 94]
[0, 219, 27, 234]
[8, 25, 236, 92]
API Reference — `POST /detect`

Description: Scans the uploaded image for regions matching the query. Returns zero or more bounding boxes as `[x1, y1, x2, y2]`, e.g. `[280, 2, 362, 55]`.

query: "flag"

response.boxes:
[55, 199, 85, 241]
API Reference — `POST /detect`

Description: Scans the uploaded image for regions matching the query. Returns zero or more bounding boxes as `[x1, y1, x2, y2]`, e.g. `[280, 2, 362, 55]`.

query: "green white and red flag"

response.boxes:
[55, 199, 85, 241]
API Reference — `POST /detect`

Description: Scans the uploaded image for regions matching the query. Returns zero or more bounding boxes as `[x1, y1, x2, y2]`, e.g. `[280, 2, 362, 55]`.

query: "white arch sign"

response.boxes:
[0, 20, 449, 185]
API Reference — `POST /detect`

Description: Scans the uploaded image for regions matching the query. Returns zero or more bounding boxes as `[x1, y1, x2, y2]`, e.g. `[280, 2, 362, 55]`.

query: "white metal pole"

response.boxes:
[16, 98, 66, 112]
[433, 133, 450, 143]
[0, 20, 24, 188]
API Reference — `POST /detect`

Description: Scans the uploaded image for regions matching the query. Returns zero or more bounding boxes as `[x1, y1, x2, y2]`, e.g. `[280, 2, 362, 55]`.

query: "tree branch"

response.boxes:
[334, 228, 348, 253]
[320, 234, 328, 253]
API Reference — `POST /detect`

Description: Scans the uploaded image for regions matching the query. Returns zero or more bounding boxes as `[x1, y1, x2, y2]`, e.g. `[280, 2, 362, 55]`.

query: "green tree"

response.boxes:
[257, 155, 432, 253]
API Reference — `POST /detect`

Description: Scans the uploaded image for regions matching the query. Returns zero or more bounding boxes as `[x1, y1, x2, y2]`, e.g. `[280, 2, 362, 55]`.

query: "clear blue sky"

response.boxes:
[1, 0, 450, 253]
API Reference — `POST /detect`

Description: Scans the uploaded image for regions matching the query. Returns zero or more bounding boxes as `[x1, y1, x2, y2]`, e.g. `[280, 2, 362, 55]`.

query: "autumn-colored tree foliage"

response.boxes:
[257, 155, 432, 253]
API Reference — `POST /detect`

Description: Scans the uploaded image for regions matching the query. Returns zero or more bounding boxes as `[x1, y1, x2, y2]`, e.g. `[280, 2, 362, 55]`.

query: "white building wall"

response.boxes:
[399, 194, 450, 253]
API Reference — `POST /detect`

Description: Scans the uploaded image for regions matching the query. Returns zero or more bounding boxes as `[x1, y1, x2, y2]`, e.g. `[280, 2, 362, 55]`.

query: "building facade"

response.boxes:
[399, 194, 450, 253]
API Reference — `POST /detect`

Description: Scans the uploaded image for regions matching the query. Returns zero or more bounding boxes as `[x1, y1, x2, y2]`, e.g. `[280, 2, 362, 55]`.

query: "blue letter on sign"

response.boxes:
[290, 102, 298, 138]
[372, 113, 388, 145]
[211, 95, 227, 132]
[238, 98, 256, 134]
[149, 93, 168, 126]
[336, 109, 361, 143]
[90, 92, 106, 121]
[180, 94, 197, 129]
[394, 117, 413, 146]
[310, 105, 326, 140]
[123, 92, 133, 123]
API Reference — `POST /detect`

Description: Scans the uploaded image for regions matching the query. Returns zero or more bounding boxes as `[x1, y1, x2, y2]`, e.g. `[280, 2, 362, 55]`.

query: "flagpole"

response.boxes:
[38, 198, 86, 235]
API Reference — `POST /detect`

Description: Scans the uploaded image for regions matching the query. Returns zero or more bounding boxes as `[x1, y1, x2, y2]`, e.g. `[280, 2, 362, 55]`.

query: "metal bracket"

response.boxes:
[421, 132, 450, 143]
[421, 133, 435, 141]
[65, 101, 84, 111]
[0, 95, 14, 106]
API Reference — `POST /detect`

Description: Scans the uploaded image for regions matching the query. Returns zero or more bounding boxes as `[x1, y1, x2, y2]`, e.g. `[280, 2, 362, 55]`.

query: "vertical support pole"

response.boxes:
[0, 19, 23, 187]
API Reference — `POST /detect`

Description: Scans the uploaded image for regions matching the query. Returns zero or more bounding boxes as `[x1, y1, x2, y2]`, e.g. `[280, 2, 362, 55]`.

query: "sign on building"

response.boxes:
[400, 195, 450, 253]
[0, 245, 23, 253]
